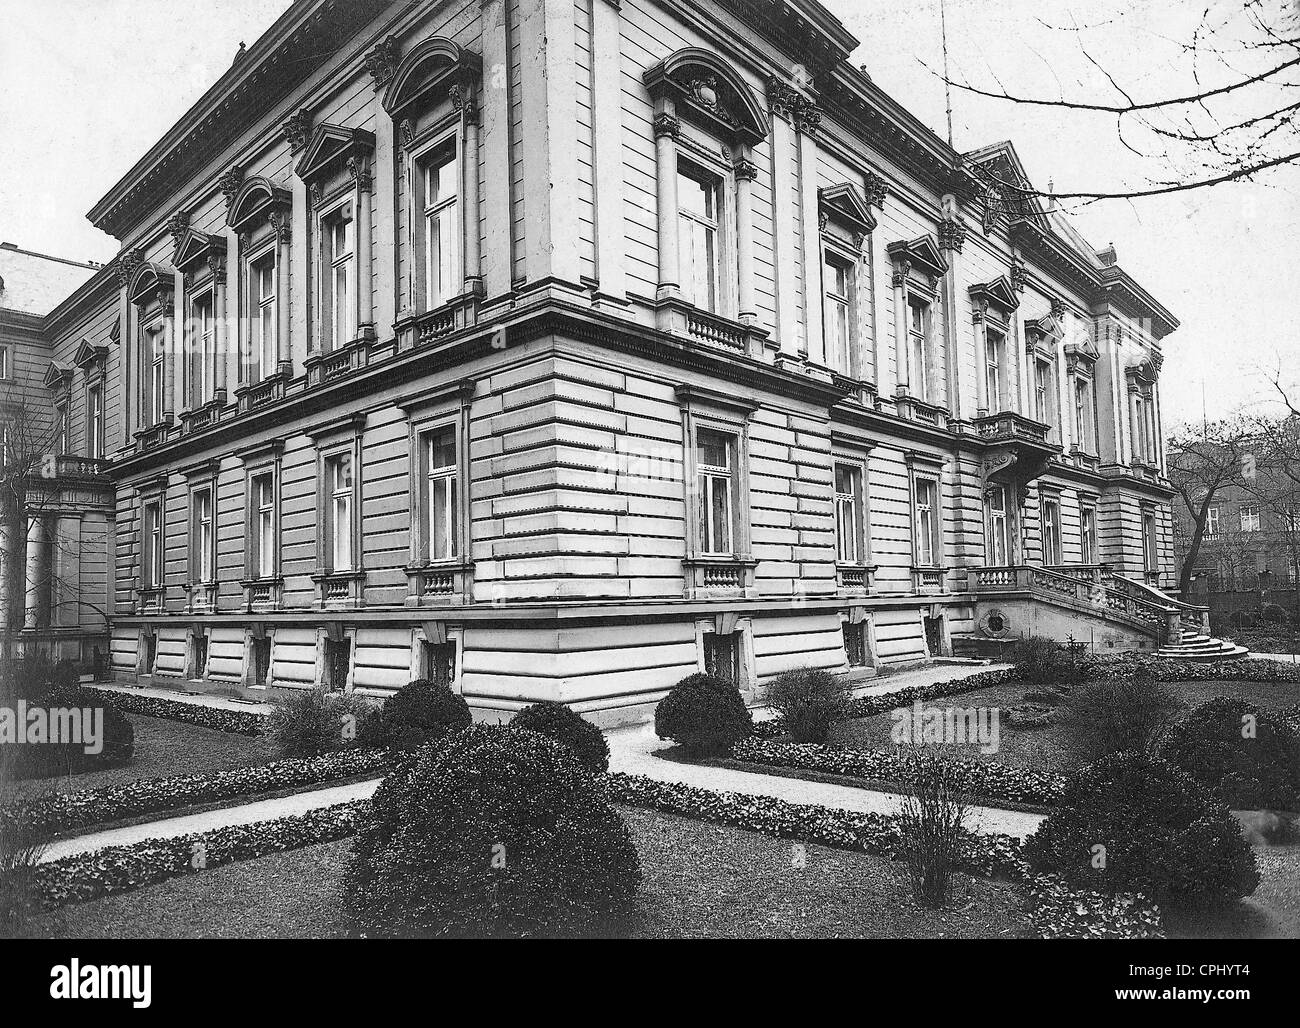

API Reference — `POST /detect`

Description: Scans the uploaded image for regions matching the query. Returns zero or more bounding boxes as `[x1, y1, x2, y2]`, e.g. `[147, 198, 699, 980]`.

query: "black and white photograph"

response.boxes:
[0, 0, 1296, 1007]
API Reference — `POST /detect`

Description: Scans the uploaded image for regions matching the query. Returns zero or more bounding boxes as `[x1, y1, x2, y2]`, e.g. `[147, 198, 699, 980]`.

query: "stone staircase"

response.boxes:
[1156, 627, 1249, 662]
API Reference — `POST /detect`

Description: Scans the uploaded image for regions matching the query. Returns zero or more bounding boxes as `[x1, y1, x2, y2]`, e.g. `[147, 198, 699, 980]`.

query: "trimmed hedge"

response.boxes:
[371, 678, 472, 750]
[1, 748, 394, 841]
[731, 738, 1065, 807]
[510, 701, 610, 772]
[85, 688, 266, 736]
[654, 674, 753, 756]
[1084, 655, 1300, 683]
[34, 800, 368, 909]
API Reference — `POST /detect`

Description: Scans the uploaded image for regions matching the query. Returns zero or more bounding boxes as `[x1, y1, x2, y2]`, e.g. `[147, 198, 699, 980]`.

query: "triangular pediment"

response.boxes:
[295, 123, 375, 184]
[970, 275, 1020, 313]
[43, 359, 73, 390]
[73, 337, 109, 369]
[820, 183, 878, 235]
[964, 140, 1047, 227]
[886, 234, 948, 277]
[173, 227, 226, 274]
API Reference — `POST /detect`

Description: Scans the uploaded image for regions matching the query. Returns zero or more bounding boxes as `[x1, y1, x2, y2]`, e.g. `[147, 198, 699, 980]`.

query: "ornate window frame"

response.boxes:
[905, 450, 947, 593]
[886, 235, 948, 416]
[969, 276, 1019, 418]
[236, 439, 284, 611]
[398, 379, 475, 605]
[819, 183, 877, 383]
[180, 458, 220, 613]
[173, 220, 229, 427]
[308, 411, 367, 609]
[830, 430, 876, 593]
[134, 473, 168, 613]
[127, 262, 176, 445]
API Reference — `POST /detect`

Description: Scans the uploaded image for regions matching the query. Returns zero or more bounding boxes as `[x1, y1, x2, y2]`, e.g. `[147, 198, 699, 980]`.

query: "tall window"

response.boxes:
[422, 147, 459, 311]
[1041, 498, 1062, 565]
[986, 486, 1009, 565]
[834, 462, 864, 563]
[53, 404, 68, 456]
[914, 478, 939, 566]
[325, 452, 354, 572]
[322, 203, 355, 349]
[420, 428, 459, 562]
[907, 297, 930, 398]
[1081, 506, 1097, 564]
[678, 161, 721, 313]
[142, 499, 162, 589]
[0, 345, 8, 378]
[190, 292, 215, 405]
[192, 487, 214, 581]
[1206, 507, 1220, 537]
[697, 429, 735, 556]
[1074, 378, 1094, 450]
[87, 384, 103, 460]
[1034, 359, 1053, 426]
[985, 328, 1004, 411]
[147, 324, 166, 424]
[1143, 512, 1159, 571]
[1241, 505, 1261, 532]
[824, 252, 853, 374]
[250, 251, 276, 382]
[703, 632, 740, 683]
[251, 473, 275, 579]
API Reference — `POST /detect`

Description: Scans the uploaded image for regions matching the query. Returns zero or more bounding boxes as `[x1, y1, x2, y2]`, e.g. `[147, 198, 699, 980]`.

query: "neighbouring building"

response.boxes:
[4, 0, 1201, 722]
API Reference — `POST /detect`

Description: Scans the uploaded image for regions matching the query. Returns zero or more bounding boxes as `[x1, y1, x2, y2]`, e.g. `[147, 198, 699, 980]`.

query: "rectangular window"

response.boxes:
[322, 203, 355, 349]
[420, 428, 459, 562]
[914, 478, 939, 566]
[678, 161, 721, 313]
[192, 487, 214, 582]
[703, 632, 740, 683]
[1074, 378, 1094, 449]
[1241, 505, 1261, 532]
[422, 147, 459, 311]
[834, 462, 864, 563]
[191, 292, 215, 405]
[1081, 506, 1097, 564]
[1035, 359, 1053, 426]
[87, 384, 104, 459]
[1206, 506, 1220, 537]
[250, 251, 276, 381]
[907, 297, 930, 398]
[985, 328, 1003, 411]
[54, 405, 68, 456]
[0, 345, 8, 378]
[191, 632, 209, 679]
[148, 325, 166, 424]
[824, 252, 853, 374]
[142, 499, 162, 589]
[324, 637, 352, 691]
[842, 622, 868, 667]
[251, 473, 275, 579]
[251, 636, 272, 686]
[1041, 498, 1062, 565]
[986, 486, 1009, 566]
[697, 428, 735, 556]
[325, 452, 354, 572]
[421, 640, 457, 689]
[1144, 513, 1159, 571]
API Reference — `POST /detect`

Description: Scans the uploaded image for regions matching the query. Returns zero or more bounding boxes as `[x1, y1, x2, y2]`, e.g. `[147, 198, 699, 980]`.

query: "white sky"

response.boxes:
[2, 0, 1296, 426]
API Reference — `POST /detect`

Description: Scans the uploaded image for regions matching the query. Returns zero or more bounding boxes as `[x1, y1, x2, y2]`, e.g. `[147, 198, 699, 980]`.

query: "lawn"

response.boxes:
[827, 678, 1300, 776]
[13, 714, 277, 797]
[21, 807, 1031, 940]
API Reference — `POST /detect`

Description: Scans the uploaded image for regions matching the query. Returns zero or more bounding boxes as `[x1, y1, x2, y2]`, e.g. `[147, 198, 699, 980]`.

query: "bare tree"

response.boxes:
[1167, 416, 1255, 596]
[930, 0, 1300, 203]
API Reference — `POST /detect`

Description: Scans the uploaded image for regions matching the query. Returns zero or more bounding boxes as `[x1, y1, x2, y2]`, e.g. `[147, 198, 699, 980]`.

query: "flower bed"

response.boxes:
[731, 738, 1065, 807]
[85, 688, 267, 735]
[3, 748, 393, 840]
[1083, 655, 1300, 683]
[1024, 874, 1163, 939]
[34, 801, 368, 909]
[753, 668, 1018, 739]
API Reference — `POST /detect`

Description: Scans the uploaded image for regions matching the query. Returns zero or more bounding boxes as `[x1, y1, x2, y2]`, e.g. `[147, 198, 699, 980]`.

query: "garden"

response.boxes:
[3, 641, 1298, 940]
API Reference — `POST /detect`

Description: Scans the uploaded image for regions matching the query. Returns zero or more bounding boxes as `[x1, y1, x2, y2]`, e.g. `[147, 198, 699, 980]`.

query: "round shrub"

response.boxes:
[1026, 751, 1259, 911]
[376, 678, 472, 750]
[1055, 676, 1183, 762]
[510, 701, 609, 772]
[268, 687, 381, 758]
[1013, 636, 1086, 686]
[342, 724, 640, 937]
[654, 673, 753, 757]
[764, 667, 849, 743]
[15, 685, 134, 779]
[1162, 697, 1300, 811]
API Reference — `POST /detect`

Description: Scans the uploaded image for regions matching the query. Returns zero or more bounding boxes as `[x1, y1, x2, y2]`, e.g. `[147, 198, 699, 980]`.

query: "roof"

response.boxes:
[0, 243, 100, 318]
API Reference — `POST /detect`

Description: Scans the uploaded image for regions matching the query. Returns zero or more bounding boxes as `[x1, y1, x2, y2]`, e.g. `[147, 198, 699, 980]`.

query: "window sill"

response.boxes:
[179, 396, 227, 435]
[836, 562, 877, 592]
[235, 372, 289, 414]
[404, 560, 474, 605]
[683, 556, 757, 597]
[396, 293, 480, 350]
[305, 335, 374, 388]
[312, 569, 366, 608]
[135, 586, 165, 614]
[185, 581, 219, 612]
[910, 566, 947, 594]
[240, 577, 284, 612]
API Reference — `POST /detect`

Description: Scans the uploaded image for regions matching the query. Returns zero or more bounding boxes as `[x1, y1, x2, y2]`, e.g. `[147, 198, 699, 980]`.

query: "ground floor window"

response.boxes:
[142, 632, 158, 675]
[324, 637, 352, 691]
[703, 632, 740, 683]
[842, 621, 869, 667]
[421, 639, 457, 689]
[923, 614, 944, 656]
[190, 631, 209, 679]
[250, 636, 272, 686]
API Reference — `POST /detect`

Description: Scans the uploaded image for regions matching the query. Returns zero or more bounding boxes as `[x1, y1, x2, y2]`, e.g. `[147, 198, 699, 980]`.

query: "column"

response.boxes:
[480, 0, 512, 299]
[892, 261, 910, 395]
[940, 219, 963, 416]
[798, 125, 824, 366]
[768, 107, 799, 357]
[212, 259, 229, 401]
[1128, 389, 1140, 464]
[652, 105, 681, 300]
[972, 306, 988, 416]
[1057, 334, 1073, 453]
[461, 99, 483, 296]
[1152, 381, 1166, 471]
[23, 516, 44, 631]
[276, 216, 292, 374]
[590, 0, 626, 304]
[162, 303, 176, 423]
[734, 151, 758, 324]
[354, 161, 376, 338]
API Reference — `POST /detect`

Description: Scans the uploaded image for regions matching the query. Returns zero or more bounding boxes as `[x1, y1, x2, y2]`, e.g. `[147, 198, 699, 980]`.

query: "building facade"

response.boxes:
[14, 0, 1184, 721]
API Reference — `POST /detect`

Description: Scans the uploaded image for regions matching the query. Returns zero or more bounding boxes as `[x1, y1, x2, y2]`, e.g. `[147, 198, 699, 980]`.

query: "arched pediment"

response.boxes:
[643, 48, 768, 144]
[381, 36, 482, 117]
[970, 276, 1020, 314]
[1126, 358, 1158, 386]
[127, 261, 175, 307]
[227, 176, 292, 234]
[294, 123, 376, 185]
[886, 234, 948, 278]
[820, 183, 878, 236]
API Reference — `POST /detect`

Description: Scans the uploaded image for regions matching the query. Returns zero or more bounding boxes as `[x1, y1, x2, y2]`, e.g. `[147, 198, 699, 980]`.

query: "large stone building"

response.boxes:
[4, 0, 1202, 720]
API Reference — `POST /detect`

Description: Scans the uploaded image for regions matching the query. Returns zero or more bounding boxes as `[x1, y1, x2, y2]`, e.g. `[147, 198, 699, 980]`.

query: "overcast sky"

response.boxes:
[2, 0, 1296, 427]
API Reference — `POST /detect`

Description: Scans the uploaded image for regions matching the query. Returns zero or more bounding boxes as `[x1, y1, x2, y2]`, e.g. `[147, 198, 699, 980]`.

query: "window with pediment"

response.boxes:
[172, 220, 228, 417]
[887, 236, 948, 405]
[969, 276, 1019, 417]
[819, 182, 879, 379]
[126, 262, 176, 435]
